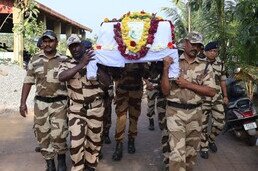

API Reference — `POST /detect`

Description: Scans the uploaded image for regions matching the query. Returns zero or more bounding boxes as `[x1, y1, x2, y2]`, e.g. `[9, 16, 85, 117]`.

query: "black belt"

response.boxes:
[167, 101, 201, 110]
[35, 95, 68, 103]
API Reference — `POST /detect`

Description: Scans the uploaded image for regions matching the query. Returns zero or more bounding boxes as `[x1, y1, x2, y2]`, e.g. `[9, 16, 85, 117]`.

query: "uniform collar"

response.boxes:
[180, 53, 200, 64]
[39, 50, 61, 59]
[205, 57, 222, 64]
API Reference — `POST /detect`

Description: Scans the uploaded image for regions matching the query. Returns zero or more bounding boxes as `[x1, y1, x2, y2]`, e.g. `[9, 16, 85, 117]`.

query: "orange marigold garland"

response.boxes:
[113, 12, 176, 60]
[114, 12, 159, 60]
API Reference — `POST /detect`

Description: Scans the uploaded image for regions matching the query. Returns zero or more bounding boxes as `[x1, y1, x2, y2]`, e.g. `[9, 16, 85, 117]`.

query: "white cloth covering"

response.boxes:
[86, 21, 180, 79]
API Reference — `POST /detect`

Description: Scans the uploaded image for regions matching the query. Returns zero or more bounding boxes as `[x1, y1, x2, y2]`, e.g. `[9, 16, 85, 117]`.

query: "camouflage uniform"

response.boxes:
[146, 62, 170, 165]
[165, 54, 215, 171]
[98, 65, 114, 140]
[103, 84, 114, 138]
[200, 58, 226, 151]
[24, 51, 68, 160]
[146, 62, 166, 130]
[58, 58, 104, 171]
[114, 63, 147, 142]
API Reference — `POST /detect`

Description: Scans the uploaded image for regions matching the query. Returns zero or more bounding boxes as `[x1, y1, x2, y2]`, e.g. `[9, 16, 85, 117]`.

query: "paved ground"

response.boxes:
[1, 98, 258, 171]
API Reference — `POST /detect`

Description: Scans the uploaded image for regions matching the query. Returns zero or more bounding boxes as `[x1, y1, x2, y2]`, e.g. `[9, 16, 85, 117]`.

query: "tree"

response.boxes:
[162, 0, 258, 65]
[13, 0, 45, 55]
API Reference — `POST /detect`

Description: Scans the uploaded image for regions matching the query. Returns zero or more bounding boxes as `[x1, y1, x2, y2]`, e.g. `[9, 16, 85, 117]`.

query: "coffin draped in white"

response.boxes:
[86, 21, 179, 80]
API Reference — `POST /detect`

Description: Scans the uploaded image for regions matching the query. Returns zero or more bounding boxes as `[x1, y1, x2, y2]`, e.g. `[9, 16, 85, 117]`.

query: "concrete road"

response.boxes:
[1, 99, 258, 171]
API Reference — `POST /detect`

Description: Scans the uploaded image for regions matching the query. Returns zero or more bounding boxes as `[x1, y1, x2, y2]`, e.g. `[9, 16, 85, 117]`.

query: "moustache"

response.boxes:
[190, 50, 198, 54]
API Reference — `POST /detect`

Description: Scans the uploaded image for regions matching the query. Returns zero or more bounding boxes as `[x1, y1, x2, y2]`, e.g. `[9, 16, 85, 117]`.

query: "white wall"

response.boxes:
[0, 52, 14, 61]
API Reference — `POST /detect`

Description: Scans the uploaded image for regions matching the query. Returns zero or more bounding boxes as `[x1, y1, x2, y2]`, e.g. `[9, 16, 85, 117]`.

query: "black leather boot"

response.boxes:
[35, 146, 41, 152]
[209, 142, 218, 153]
[99, 149, 103, 160]
[148, 118, 155, 131]
[57, 154, 66, 171]
[112, 142, 123, 161]
[104, 131, 111, 144]
[200, 150, 209, 159]
[46, 159, 56, 171]
[128, 137, 136, 154]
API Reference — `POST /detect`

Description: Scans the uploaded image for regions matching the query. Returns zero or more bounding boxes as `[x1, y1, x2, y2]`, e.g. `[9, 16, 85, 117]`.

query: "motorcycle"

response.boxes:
[224, 79, 258, 146]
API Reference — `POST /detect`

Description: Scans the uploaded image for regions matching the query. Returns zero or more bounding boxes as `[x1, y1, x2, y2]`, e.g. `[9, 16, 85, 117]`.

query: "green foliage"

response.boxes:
[13, 0, 45, 55]
[57, 38, 68, 55]
[162, 0, 189, 39]
[163, 0, 258, 73]
[0, 33, 14, 51]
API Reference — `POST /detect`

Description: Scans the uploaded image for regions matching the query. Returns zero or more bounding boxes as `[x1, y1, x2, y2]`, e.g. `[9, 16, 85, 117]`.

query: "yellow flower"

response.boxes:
[120, 12, 152, 53]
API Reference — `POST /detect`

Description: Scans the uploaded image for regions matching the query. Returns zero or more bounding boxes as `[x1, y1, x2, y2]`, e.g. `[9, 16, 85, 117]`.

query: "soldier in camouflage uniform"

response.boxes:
[200, 41, 228, 159]
[97, 64, 114, 145]
[81, 40, 114, 144]
[112, 63, 148, 161]
[144, 61, 171, 167]
[145, 61, 166, 131]
[58, 34, 104, 171]
[20, 30, 68, 171]
[161, 32, 216, 171]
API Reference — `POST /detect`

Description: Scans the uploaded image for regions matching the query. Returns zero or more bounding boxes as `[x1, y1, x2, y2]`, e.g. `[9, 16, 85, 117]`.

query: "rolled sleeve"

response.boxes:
[221, 75, 227, 81]
[203, 65, 216, 89]
[221, 66, 227, 81]
[57, 61, 69, 78]
[23, 61, 35, 84]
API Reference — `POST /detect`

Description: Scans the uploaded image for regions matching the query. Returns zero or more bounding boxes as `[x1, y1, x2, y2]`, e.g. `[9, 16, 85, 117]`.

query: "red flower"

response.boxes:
[118, 45, 126, 52]
[130, 41, 137, 47]
[167, 42, 174, 49]
[113, 13, 162, 60]
[96, 45, 102, 50]
[147, 35, 154, 44]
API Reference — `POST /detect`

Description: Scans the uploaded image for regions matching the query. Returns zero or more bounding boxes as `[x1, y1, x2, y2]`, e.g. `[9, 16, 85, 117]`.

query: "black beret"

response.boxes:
[81, 40, 92, 49]
[204, 41, 219, 51]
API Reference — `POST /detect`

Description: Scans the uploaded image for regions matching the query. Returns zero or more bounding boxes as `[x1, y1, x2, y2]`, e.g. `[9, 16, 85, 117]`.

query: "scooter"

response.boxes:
[225, 79, 258, 146]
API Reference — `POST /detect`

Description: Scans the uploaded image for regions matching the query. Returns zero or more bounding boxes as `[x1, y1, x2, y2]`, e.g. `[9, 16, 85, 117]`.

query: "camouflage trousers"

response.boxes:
[200, 100, 225, 151]
[114, 88, 143, 142]
[103, 87, 114, 136]
[146, 87, 170, 166]
[166, 105, 202, 171]
[146, 87, 166, 130]
[33, 99, 68, 160]
[68, 100, 104, 171]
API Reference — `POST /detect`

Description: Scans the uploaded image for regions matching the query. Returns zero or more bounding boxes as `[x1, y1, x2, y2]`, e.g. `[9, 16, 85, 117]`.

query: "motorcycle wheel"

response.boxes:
[247, 135, 257, 146]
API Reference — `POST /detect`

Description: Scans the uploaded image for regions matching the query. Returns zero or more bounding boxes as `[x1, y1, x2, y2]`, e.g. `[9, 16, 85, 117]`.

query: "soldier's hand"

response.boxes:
[163, 56, 174, 70]
[19, 104, 28, 117]
[176, 76, 190, 88]
[146, 82, 154, 90]
[80, 49, 95, 66]
[223, 96, 229, 105]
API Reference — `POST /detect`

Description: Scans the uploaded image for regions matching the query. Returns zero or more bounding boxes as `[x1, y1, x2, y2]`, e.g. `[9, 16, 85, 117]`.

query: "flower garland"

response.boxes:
[114, 11, 160, 60]
[162, 20, 176, 49]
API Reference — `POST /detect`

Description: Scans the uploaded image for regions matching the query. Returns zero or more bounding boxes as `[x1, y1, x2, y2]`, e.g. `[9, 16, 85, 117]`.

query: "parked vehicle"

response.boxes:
[225, 79, 258, 146]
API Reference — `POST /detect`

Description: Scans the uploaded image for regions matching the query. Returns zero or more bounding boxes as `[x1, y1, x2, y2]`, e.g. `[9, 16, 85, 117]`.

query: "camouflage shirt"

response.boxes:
[116, 63, 149, 90]
[204, 57, 227, 101]
[167, 54, 216, 104]
[206, 57, 227, 91]
[147, 61, 163, 84]
[58, 58, 103, 105]
[24, 50, 68, 97]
